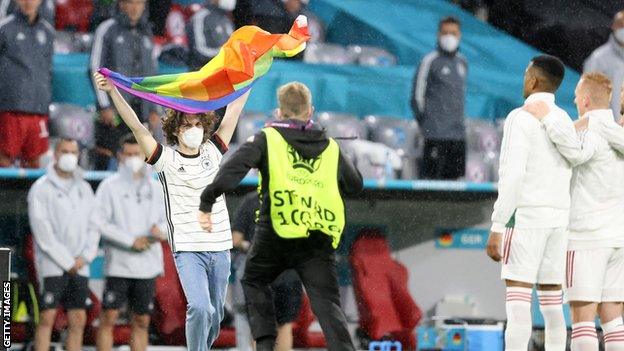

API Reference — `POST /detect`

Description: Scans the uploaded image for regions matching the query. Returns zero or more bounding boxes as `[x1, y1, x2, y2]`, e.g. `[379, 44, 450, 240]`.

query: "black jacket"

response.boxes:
[90, 12, 158, 120]
[200, 120, 363, 233]
[186, 4, 234, 71]
[0, 10, 54, 114]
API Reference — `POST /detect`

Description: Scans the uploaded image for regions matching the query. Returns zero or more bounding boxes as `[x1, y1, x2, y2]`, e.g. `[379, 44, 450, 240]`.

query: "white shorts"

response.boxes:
[566, 247, 624, 302]
[500, 226, 567, 285]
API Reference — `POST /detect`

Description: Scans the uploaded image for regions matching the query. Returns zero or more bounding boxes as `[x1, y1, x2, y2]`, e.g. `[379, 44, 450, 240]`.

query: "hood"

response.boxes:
[271, 119, 329, 159]
[46, 163, 84, 190]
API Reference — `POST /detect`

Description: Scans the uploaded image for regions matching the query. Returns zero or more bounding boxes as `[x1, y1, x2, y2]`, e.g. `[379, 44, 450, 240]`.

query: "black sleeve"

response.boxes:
[231, 193, 258, 240]
[410, 65, 419, 119]
[145, 143, 163, 165]
[338, 150, 363, 196]
[199, 132, 266, 212]
[210, 133, 229, 155]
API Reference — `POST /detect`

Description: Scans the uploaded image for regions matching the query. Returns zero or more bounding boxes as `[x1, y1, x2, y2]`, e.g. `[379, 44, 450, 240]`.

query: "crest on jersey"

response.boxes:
[200, 155, 213, 170]
[287, 145, 321, 173]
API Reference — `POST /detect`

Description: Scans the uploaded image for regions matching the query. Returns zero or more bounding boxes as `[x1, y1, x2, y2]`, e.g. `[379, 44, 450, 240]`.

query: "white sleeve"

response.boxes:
[146, 144, 175, 173]
[27, 184, 76, 271]
[414, 53, 436, 114]
[94, 181, 135, 249]
[595, 117, 624, 155]
[491, 114, 531, 233]
[81, 188, 101, 263]
[541, 112, 594, 166]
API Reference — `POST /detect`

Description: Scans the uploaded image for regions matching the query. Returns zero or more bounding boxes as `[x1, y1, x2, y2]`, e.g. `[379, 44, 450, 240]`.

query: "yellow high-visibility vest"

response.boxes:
[260, 127, 345, 248]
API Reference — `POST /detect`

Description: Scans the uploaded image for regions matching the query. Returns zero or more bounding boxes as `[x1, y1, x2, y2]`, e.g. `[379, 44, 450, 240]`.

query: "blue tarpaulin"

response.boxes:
[309, 0, 580, 119]
[51, 0, 580, 120]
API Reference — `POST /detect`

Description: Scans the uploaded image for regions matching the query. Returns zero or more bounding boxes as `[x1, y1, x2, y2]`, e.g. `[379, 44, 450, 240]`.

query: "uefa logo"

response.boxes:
[369, 341, 402, 351]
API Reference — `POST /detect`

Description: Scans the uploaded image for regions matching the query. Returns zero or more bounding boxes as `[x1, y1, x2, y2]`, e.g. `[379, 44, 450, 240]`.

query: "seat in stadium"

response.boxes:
[153, 241, 236, 347]
[465, 152, 492, 183]
[350, 229, 421, 350]
[347, 45, 397, 66]
[303, 43, 358, 65]
[316, 112, 367, 140]
[466, 119, 500, 154]
[340, 139, 402, 180]
[48, 104, 95, 149]
[365, 115, 422, 157]
[292, 293, 326, 348]
[235, 112, 267, 145]
[364, 116, 422, 179]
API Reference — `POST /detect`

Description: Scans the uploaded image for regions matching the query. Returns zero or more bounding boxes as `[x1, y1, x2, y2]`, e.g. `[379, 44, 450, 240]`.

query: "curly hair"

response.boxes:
[161, 109, 217, 146]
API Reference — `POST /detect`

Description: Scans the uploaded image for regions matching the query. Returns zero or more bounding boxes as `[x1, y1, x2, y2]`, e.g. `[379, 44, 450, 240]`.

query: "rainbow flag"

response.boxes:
[99, 15, 310, 113]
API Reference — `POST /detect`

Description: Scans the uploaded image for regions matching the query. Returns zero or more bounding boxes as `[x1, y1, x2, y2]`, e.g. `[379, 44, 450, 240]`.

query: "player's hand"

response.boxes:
[99, 108, 116, 126]
[618, 116, 624, 127]
[486, 232, 503, 262]
[132, 236, 150, 251]
[94, 72, 114, 92]
[69, 257, 86, 274]
[575, 117, 589, 131]
[150, 224, 166, 241]
[198, 211, 212, 232]
[522, 101, 550, 121]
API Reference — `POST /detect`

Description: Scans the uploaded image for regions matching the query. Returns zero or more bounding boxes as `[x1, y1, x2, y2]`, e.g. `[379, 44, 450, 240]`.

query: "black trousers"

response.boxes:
[241, 228, 355, 351]
[419, 139, 466, 179]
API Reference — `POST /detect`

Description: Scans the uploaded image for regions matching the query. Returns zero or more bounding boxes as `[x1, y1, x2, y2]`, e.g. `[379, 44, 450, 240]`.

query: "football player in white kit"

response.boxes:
[487, 55, 591, 351]
[524, 72, 624, 351]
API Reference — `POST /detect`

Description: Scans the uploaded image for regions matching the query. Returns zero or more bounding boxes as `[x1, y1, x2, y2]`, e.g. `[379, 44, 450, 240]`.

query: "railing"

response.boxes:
[0, 168, 497, 193]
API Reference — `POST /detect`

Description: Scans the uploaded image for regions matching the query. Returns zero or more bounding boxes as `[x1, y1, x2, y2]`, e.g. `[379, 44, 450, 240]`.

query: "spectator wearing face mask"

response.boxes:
[186, 0, 236, 71]
[0, 0, 55, 168]
[94, 133, 167, 351]
[584, 10, 624, 117]
[90, 0, 161, 170]
[411, 16, 467, 180]
[28, 138, 100, 351]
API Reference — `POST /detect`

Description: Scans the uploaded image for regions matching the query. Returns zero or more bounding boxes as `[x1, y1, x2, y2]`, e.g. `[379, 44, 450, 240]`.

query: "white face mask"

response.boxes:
[218, 0, 236, 11]
[439, 34, 460, 53]
[124, 156, 145, 174]
[614, 28, 624, 44]
[57, 153, 78, 173]
[181, 127, 204, 149]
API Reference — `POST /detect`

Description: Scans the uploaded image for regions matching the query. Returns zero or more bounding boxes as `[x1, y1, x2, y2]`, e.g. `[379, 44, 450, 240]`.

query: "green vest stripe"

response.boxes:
[261, 127, 345, 248]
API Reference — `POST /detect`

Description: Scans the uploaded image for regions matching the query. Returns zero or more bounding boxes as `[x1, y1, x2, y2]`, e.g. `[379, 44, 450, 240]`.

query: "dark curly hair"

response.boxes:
[161, 109, 217, 146]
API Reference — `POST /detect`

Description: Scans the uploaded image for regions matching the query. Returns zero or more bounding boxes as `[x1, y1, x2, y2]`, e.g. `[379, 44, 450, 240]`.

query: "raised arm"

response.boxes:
[214, 90, 251, 146]
[93, 72, 157, 157]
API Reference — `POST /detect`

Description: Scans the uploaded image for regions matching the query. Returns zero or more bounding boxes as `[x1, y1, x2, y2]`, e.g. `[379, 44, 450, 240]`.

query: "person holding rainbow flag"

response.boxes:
[94, 16, 310, 350]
